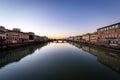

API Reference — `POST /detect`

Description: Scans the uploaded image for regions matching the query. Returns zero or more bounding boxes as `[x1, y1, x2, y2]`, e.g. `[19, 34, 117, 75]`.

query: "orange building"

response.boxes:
[97, 22, 120, 47]
[6, 30, 19, 43]
[19, 32, 29, 43]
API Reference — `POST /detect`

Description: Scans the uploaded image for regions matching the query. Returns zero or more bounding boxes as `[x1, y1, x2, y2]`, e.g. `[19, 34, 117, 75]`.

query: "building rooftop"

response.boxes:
[97, 22, 120, 30]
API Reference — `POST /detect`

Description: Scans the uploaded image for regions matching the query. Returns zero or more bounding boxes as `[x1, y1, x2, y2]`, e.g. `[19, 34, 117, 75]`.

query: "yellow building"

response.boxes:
[6, 30, 19, 43]
[19, 32, 29, 43]
[82, 33, 90, 43]
[90, 32, 98, 44]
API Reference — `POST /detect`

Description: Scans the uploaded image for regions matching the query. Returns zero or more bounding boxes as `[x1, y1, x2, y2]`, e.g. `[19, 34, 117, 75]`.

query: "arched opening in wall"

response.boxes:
[29, 35, 34, 40]
[108, 40, 111, 44]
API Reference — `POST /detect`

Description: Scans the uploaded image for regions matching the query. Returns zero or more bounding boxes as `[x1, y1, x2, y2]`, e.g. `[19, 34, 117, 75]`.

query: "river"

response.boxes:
[0, 42, 120, 80]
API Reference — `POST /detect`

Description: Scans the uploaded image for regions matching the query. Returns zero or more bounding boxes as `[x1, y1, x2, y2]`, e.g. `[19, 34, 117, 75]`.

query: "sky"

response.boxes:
[0, 0, 120, 38]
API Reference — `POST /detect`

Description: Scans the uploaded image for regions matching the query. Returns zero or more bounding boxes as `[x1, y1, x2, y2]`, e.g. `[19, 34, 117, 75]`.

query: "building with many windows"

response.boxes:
[97, 22, 120, 47]
[90, 32, 98, 44]
[19, 32, 29, 43]
[75, 36, 82, 42]
[6, 30, 19, 43]
[73, 36, 79, 42]
[0, 25, 49, 46]
[82, 33, 90, 43]
[0, 26, 6, 44]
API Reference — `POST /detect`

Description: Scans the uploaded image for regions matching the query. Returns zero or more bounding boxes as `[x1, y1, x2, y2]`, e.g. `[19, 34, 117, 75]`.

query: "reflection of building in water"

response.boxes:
[0, 43, 47, 68]
[89, 47, 98, 56]
[89, 47, 120, 73]
[72, 42, 82, 48]
[72, 42, 120, 73]
[90, 47, 120, 73]
[82, 45, 90, 52]
[98, 51, 120, 72]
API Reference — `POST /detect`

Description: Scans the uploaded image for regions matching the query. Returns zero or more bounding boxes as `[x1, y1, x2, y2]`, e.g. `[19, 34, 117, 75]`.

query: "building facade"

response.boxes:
[28, 32, 35, 42]
[19, 32, 29, 43]
[73, 36, 78, 42]
[0, 26, 6, 44]
[39, 36, 48, 42]
[90, 32, 98, 44]
[82, 33, 90, 43]
[97, 23, 120, 47]
[0, 25, 49, 46]
[6, 30, 19, 43]
[67, 36, 74, 41]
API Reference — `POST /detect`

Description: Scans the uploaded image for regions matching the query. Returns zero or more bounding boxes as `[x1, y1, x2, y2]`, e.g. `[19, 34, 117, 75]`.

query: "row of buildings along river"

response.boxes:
[0, 26, 48, 48]
[68, 22, 120, 48]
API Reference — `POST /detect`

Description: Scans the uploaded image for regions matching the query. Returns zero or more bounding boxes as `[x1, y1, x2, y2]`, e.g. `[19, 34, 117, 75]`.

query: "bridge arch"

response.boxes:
[29, 35, 34, 40]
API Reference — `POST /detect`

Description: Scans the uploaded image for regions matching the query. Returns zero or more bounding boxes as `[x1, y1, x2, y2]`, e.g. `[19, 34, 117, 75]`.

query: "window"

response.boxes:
[2, 37, 5, 39]
[115, 24, 118, 28]
[112, 34, 114, 38]
[112, 30, 115, 32]
[110, 40, 113, 44]
[116, 29, 119, 32]
[112, 26, 114, 28]
[115, 34, 117, 38]
[107, 35, 109, 38]
[110, 26, 112, 29]
[119, 34, 120, 38]
[102, 36, 103, 38]
[107, 27, 108, 30]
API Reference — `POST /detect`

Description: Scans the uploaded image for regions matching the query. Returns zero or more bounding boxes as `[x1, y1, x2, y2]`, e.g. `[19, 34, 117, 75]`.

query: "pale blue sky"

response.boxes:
[0, 0, 120, 38]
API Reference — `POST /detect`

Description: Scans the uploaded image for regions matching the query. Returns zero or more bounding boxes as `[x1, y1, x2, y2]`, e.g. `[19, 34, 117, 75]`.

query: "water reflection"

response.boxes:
[0, 42, 120, 80]
[71, 42, 120, 73]
[0, 43, 47, 68]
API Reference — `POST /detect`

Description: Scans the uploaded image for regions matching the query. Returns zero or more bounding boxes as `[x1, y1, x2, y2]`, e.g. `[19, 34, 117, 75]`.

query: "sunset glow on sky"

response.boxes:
[0, 0, 120, 38]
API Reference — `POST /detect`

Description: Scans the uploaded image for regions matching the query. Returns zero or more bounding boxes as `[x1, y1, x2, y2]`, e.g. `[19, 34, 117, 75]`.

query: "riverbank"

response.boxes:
[0, 41, 49, 51]
[70, 41, 120, 52]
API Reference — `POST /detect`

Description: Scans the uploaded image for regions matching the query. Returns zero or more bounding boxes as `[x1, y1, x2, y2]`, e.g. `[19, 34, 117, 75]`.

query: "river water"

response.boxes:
[0, 42, 120, 80]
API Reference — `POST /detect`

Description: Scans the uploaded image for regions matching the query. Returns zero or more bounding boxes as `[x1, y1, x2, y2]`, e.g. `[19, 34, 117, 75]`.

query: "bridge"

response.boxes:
[50, 39, 67, 43]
